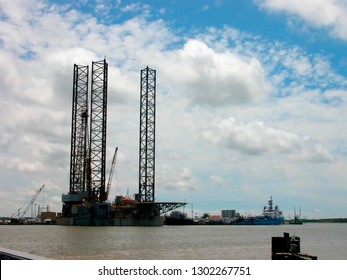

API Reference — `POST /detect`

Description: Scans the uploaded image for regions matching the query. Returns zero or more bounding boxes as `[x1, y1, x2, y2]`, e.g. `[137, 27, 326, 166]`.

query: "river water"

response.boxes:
[0, 223, 346, 260]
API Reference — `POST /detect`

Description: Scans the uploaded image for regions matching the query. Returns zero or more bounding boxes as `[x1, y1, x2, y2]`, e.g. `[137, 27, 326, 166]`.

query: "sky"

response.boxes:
[1, 0, 347, 219]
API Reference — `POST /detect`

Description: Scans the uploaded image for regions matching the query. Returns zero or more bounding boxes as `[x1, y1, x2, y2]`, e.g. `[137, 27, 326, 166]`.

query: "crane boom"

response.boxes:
[20, 184, 45, 219]
[105, 147, 118, 201]
[11, 184, 45, 224]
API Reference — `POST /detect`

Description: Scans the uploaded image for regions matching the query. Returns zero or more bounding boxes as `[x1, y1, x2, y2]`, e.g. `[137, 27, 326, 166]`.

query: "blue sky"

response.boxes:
[1, 0, 347, 219]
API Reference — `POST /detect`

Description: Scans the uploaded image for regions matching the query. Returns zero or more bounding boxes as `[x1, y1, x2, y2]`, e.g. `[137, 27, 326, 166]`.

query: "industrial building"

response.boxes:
[221, 209, 236, 224]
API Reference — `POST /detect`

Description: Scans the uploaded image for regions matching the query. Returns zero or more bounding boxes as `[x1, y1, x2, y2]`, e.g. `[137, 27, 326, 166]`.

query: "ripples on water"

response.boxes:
[1, 223, 346, 259]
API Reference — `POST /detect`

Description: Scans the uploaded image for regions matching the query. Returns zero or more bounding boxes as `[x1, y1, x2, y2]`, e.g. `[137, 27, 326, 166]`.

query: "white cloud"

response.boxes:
[121, 2, 142, 13]
[152, 39, 274, 107]
[210, 175, 225, 188]
[203, 117, 334, 163]
[157, 165, 198, 192]
[256, 0, 347, 41]
[1, 157, 46, 173]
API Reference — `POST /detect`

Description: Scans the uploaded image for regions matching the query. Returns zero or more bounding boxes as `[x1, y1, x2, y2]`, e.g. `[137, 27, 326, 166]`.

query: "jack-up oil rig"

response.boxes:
[59, 59, 185, 226]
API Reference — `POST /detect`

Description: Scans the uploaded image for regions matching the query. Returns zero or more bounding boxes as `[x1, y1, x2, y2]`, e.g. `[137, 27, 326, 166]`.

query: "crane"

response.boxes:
[104, 147, 118, 201]
[11, 184, 45, 224]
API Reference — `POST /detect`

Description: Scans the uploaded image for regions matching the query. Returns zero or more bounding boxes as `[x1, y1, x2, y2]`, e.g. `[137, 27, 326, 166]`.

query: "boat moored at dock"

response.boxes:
[232, 196, 284, 225]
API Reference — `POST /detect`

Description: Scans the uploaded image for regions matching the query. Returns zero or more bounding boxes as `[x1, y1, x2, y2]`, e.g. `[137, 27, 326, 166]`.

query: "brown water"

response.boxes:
[0, 223, 346, 259]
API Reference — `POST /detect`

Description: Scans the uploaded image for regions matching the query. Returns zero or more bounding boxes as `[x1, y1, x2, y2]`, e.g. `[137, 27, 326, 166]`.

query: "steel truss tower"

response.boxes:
[70, 64, 89, 193]
[68, 60, 108, 202]
[90, 59, 108, 202]
[139, 67, 156, 202]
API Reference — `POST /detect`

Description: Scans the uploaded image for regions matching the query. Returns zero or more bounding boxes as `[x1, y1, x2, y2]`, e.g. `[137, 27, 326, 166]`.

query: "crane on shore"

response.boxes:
[11, 184, 45, 224]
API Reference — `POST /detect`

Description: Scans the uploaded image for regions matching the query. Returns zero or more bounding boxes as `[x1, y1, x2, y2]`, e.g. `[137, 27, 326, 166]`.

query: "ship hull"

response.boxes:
[232, 217, 284, 225]
[58, 216, 164, 226]
[164, 217, 195, 225]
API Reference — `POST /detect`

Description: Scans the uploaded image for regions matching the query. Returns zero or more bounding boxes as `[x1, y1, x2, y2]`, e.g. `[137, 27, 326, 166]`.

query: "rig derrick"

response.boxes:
[59, 62, 185, 226]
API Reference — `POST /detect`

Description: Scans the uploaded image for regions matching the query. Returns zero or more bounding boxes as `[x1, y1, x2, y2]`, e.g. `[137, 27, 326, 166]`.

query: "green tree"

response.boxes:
[202, 213, 210, 219]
